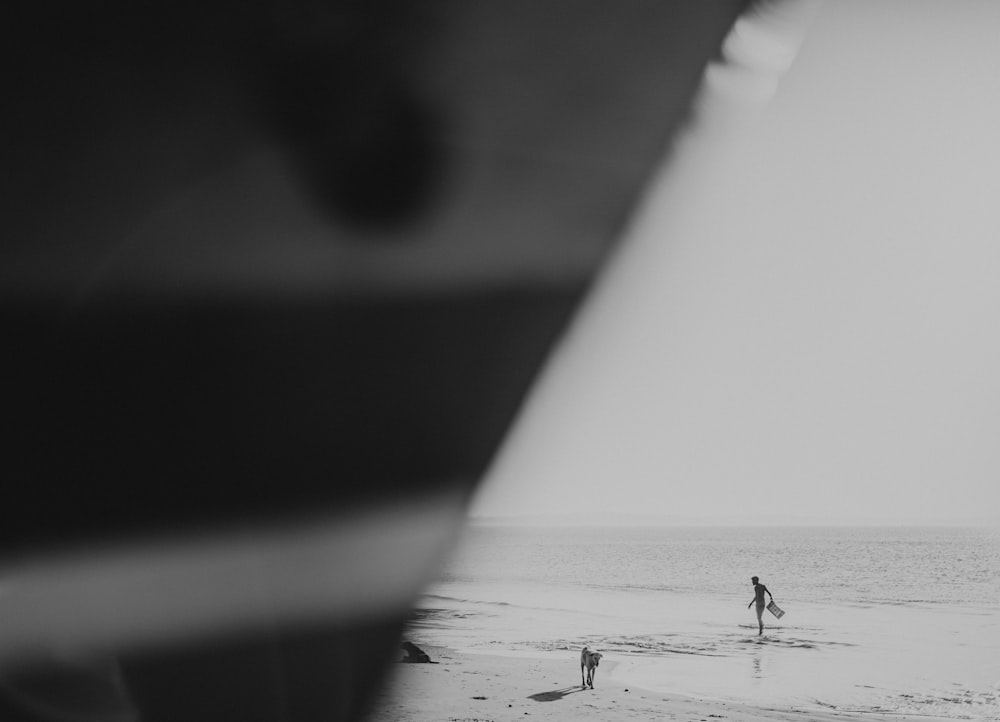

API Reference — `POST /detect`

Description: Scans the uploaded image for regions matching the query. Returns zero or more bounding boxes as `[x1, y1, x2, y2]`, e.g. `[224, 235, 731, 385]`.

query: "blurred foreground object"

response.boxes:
[2, 1, 745, 719]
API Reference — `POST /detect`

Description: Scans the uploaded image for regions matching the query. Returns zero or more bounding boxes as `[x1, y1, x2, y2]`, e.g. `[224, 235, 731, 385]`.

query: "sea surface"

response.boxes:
[409, 524, 1000, 720]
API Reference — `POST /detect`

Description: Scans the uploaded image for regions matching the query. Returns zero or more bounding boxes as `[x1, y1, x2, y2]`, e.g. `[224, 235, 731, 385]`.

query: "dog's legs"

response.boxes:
[581, 662, 586, 688]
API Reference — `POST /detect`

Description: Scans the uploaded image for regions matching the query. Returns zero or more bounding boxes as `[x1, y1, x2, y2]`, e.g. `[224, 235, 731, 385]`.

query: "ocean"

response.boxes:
[408, 524, 1000, 720]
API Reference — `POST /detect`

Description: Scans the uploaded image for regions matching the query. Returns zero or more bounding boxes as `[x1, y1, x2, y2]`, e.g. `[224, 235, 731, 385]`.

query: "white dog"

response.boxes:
[580, 646, 603, 689]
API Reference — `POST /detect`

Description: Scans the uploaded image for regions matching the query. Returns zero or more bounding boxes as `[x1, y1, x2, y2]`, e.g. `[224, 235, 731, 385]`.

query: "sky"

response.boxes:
[471, 0, 1000, 525]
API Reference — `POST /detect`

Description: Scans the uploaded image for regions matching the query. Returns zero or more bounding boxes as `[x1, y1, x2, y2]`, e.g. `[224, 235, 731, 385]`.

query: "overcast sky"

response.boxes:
[471, 0, 1000, 525]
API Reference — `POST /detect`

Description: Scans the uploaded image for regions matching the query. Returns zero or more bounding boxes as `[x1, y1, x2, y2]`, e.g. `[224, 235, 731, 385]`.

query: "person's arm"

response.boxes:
[763, 585, 773, 601]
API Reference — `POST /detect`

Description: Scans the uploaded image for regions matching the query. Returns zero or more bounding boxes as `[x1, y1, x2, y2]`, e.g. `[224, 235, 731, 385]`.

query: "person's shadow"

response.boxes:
[528, 686, 586, 702]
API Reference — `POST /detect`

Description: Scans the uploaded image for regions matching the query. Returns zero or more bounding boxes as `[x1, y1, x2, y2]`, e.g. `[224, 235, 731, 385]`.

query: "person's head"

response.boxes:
[751, 576, 759, 584]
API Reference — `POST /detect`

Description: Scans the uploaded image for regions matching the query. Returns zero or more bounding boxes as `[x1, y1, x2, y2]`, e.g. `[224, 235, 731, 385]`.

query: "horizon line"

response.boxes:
[466, 512, 1000, 528]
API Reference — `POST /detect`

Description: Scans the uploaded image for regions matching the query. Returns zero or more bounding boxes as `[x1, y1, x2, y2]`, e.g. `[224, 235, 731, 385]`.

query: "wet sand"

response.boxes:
[369, 645, 957, 722]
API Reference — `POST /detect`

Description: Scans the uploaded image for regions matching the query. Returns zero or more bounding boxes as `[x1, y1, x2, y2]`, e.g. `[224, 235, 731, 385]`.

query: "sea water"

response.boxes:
[409, 525, 1000, 720]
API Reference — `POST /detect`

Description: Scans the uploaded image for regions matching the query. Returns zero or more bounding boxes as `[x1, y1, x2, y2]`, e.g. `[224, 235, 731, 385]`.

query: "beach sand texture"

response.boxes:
[374, 526, 1000, 721]
[370, 646, 959, 722]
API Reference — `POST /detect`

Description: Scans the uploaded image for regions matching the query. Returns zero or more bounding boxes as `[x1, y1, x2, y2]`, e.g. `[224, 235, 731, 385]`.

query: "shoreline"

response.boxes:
[368, 645, 960, 722]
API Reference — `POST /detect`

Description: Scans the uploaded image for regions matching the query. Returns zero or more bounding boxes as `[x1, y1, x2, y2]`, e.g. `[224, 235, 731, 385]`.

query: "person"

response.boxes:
[747, 576, 774, 635]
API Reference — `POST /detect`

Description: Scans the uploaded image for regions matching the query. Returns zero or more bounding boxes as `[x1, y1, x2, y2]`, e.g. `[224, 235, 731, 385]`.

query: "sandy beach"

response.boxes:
[369, 645, 960, 722]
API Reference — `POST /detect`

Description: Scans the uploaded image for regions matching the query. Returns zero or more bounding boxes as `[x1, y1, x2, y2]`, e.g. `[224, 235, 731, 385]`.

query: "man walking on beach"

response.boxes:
[747, 576, 773, 636]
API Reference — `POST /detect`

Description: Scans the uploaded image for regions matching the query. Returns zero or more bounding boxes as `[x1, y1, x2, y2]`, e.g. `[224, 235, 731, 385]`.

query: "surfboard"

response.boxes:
[767, 600, 785, 619]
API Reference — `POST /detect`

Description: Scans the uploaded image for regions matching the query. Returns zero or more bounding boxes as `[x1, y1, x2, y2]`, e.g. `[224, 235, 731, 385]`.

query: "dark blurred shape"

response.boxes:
[0, 653, 137, 722]
[2, 1, 747, 720]
[4, 291, 576, 547]
[118, 623, 401, 722]
[256, 1, 447, 228]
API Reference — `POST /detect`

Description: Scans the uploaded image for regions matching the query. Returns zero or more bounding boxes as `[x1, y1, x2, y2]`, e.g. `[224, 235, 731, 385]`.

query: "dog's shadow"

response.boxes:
[528, 686, 586, 702]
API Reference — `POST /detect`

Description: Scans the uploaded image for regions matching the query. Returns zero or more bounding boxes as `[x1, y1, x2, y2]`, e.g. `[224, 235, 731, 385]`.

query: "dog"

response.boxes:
[580, 646, 603, 689]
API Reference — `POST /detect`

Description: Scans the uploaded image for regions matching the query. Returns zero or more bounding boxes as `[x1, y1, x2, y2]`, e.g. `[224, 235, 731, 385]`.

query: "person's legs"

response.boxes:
[756, 603, 765, 635]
